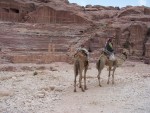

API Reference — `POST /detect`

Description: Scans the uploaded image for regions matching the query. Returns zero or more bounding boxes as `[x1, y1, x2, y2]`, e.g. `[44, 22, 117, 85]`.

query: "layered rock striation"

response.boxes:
[0, 0, 150, 63]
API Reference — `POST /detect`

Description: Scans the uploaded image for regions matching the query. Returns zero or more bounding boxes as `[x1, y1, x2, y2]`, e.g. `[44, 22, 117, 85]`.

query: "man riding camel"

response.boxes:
[104, 36, 116, 61]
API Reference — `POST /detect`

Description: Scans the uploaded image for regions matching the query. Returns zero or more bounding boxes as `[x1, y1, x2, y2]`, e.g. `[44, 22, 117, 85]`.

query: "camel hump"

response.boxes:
[77, 48, 89, 58]
[81, 49, 88, 57]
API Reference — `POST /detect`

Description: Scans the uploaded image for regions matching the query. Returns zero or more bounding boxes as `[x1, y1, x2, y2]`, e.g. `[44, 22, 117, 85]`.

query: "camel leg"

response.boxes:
[107, 66, 111, 84]
[79, 70, 84, 92]
[74, 63, 78, 92]
[97, 70, 102, 87]
[74, 74, 77, 92]
[79, 73, 81, 88]
[78, 64, 81, 88]
[112, 67, 116, 84]
[84, 68, 87, 90]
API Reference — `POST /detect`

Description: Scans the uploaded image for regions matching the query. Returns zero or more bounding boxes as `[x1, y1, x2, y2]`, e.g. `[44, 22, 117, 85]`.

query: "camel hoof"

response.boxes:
[82, 90, 85, 92]
[99, 84, 102, 87]
[85, 87, 88, 90]
[81, 88, 85, 92]
[74, 89, 76, 92]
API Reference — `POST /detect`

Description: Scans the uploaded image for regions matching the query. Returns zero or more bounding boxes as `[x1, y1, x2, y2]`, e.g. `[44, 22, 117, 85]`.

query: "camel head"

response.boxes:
[122, 48, 130, 59]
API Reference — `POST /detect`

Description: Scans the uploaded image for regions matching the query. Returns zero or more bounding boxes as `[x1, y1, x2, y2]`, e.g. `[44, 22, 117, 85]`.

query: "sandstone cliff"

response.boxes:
[0, 0, 150, 63]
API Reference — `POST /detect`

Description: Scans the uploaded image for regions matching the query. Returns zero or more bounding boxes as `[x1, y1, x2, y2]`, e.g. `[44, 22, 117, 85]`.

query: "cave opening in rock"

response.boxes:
[2, 8, 9, 13]
[10, 8, 19, 13]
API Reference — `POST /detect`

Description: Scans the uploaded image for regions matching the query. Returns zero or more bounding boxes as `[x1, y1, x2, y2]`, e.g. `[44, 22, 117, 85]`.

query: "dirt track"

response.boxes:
[0, 61, 150, 113]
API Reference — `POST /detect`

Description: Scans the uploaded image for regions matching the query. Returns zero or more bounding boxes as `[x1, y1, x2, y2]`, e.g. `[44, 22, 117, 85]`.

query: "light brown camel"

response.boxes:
[96, 49, 129, 86]
[74, 50, 89, 92]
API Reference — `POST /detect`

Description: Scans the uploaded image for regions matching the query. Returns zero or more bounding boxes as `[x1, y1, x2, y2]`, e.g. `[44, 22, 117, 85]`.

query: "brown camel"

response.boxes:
[74, 50, 89, 92]
[96, 49, 129, 86]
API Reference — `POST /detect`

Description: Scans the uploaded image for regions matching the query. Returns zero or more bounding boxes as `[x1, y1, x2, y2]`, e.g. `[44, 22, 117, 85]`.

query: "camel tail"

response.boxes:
[96, 60, 100, 70]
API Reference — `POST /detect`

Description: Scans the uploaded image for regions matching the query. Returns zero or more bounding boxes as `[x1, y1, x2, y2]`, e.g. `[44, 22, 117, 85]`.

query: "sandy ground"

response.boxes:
[0, 61, 150, 113]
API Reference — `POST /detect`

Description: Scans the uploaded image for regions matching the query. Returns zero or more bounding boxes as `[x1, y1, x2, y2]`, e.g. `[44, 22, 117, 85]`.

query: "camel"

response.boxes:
[96, 48, 129, 86]
[73, 50, 89, 92]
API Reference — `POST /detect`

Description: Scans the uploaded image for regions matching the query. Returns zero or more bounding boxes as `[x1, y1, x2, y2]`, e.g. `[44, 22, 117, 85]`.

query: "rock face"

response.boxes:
[145, 40, 150, 58]
[27, 6, 88, 24]
[0, 0, 150, 63]
[0, 0, 88, 23]
[0, 0, 36, 22]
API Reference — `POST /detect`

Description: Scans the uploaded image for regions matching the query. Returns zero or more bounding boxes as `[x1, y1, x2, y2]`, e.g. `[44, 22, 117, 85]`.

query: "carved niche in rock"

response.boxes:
[28, 6, 88, 24]
[128, 23, 147, 56]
